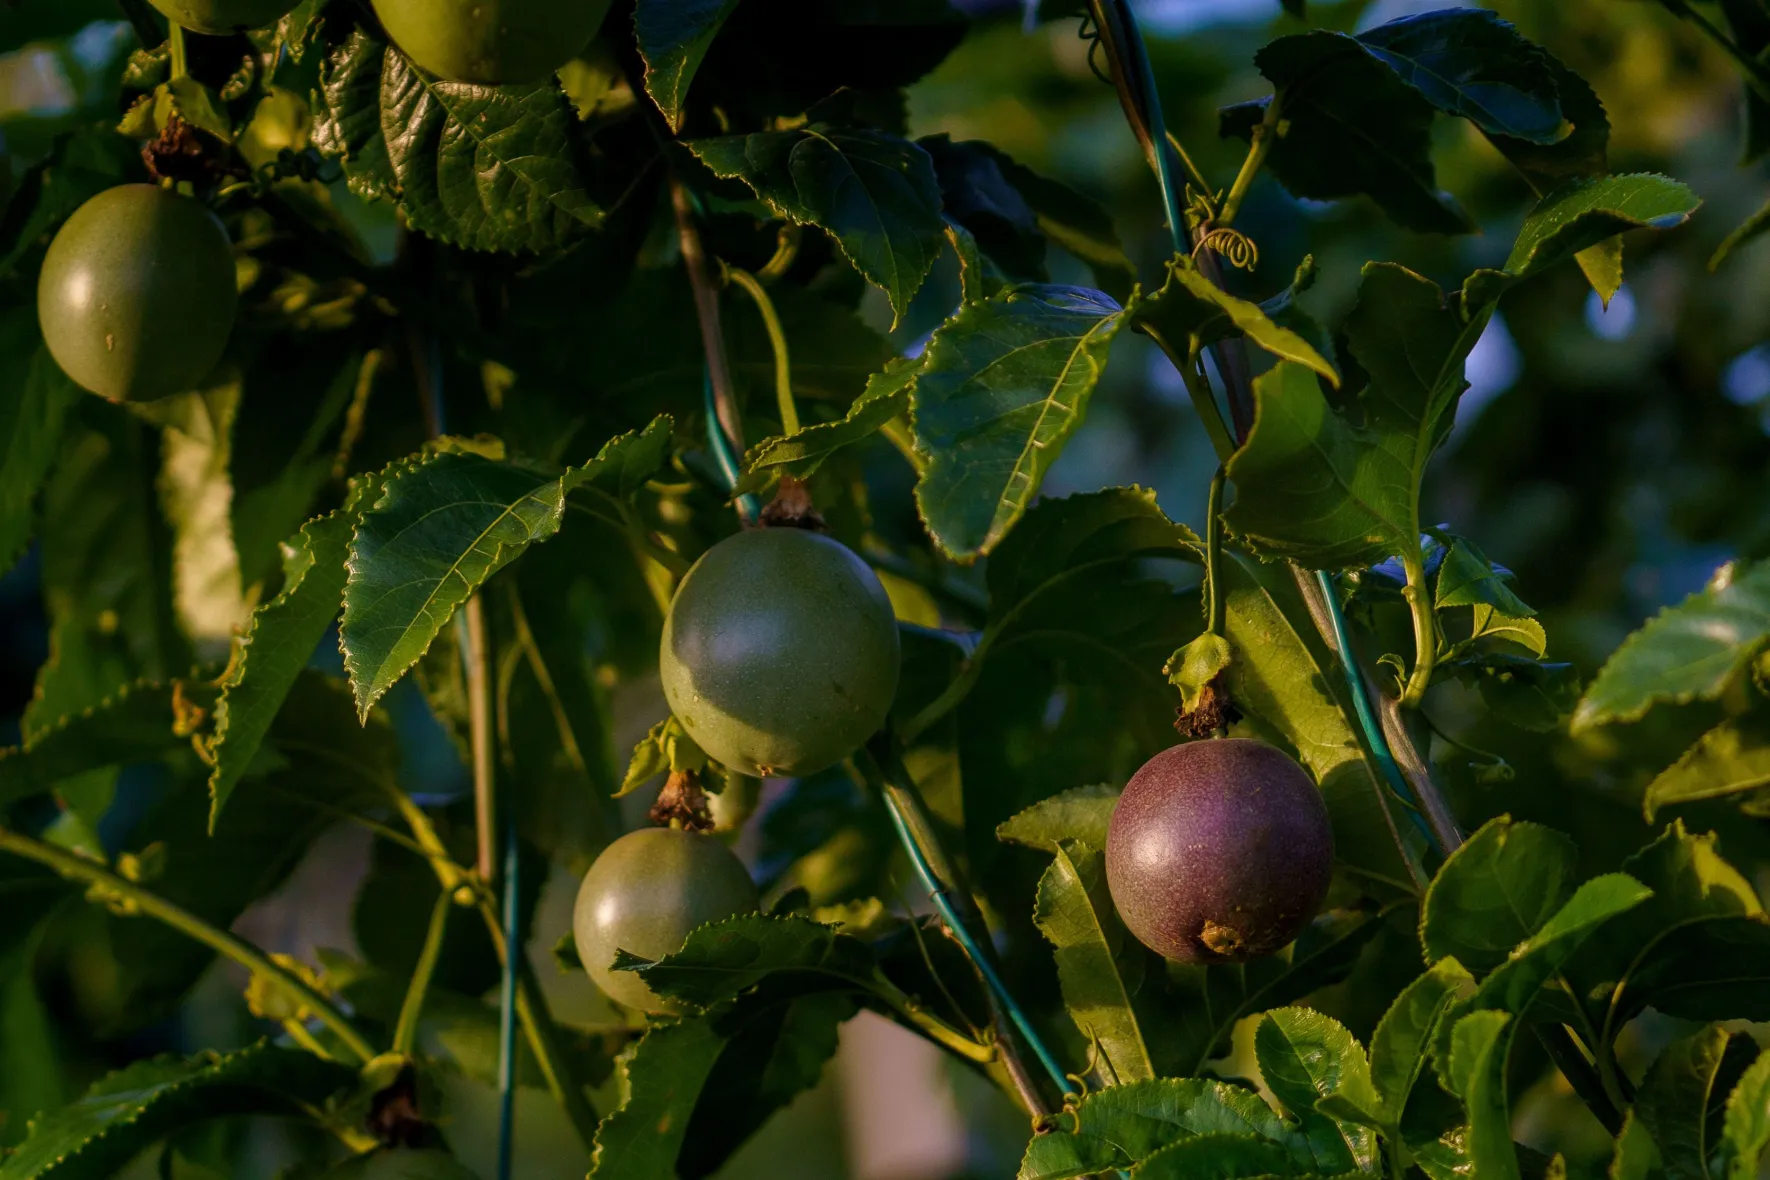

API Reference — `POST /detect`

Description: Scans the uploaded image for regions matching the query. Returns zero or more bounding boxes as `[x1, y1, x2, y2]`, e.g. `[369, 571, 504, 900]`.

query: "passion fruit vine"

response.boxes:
[572, 827, 759, 1013]
[37, 185, 238, 402]
[659, 526, 901, 779]
[1105, 738, 1333, 964]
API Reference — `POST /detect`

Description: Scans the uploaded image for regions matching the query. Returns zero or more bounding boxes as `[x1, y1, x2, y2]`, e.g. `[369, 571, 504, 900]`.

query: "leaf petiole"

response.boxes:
[393, 887, 453, 1057]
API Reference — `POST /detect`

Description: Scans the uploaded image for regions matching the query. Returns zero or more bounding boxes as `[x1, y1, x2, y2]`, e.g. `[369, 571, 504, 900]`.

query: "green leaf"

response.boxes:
[1131, 1133, 1299, 1180]
[1254, 1008, 1377, 1173]
[1436, 538, 1534, 617]
[1502, 173, 1700, 288]
[617, 715, 714, 799]
[1365, 957, 1476, 1123]
[1458, 873, 1652, 1021]
[1723, 1049, 1770, 1180]
[1443, 1009, 1520, 1180]
[1136, 255, 1339, 386]
[0, 1042, 353, 1180]
[1016, 1077, 1291, 1180]
[611, 914, 876, 1011]
[1611, 1111, 1663, 1180]
[0, 128, 137, 279]
[342, 420, 670, 718]
[911, 286, 1137, 560]
[995, 784, 1120, 854]
[1447, 652, 1579, 732]
[1033, 839, 1156, 1084]
[1636, 1025, 1760, 1180]
[1420, 816, 1578, 974]
[313, 27, 601, 252]
[1225, 264, 1486, 570]
[1574, 559, 1770, 729]
[1645, 714, 1770, 819]
[975, 142, 1137, 301]
[745, 354, 921, 482]
[688, 127, 944, 325]
[0, 680, 195, 810]
[1354, 9, 1570, 143]
[587, 1018, 728, 1180]
[1219, 32, 1472, 234]
[206, 510, 350, 828]
[1469, 605, 1548, 656]
[634, 0, 743, 131]
[0, 334, 83, 576]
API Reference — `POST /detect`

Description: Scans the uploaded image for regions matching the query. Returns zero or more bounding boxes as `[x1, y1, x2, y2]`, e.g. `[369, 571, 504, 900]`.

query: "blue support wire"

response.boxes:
[703, 369, 760, 521]
[496, 819, 520, 1180]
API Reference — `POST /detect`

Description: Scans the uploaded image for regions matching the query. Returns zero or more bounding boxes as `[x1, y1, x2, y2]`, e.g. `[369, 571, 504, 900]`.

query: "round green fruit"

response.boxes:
[660, 527, 901, 778]
[145, 0, 302, 34]
[37, 184, 237, 402]
[322, 1149, 480, 1180]
[368, 0, 612, 85]
[572, 827, 759, 1013]
[1105, 738, 1333, 964]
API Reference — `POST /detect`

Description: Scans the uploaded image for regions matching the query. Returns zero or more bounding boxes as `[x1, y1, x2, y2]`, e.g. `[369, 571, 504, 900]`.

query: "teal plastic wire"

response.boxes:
[496, 820, 520, 1180]
[1111, 4, 1440, 857]
[703, 369, 760, 520]
[877, 785, 1072, 1098]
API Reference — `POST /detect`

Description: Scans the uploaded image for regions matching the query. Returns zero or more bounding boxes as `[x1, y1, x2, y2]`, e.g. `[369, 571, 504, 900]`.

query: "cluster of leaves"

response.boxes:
[0, 0, 1765, 1178]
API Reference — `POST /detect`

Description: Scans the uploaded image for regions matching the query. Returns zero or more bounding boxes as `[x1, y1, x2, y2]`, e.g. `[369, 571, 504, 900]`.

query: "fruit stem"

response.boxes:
[1204, 464, 1226, 637]
[725, 265, 800, 435]
[0, 825, 376, 1065]
[168, 21, 187, 80]
[857, 741, 1069, 1114]
[393, 888, 452, 1057]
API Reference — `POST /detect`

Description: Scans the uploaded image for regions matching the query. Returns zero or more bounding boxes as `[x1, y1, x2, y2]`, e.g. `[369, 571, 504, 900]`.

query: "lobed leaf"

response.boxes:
[1032, 839, 1156, 1084]
[995, 784, 1119, 854]
[1016, 1077, 1291, 1180]
[0, 1042, 353, 1180]
[1420, 816, 1578, 973]
[634, 0, 743, 131]
[1574, 558, 1770, 730]
[206, 510, 350, 828]
[911, 286, 1137, 560]
[689, 127, 944, 324]
[1644, 713, 1770, 820]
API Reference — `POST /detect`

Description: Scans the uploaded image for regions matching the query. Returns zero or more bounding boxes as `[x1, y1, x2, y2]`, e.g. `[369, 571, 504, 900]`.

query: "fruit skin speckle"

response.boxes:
[1104, 738, 1333, 965]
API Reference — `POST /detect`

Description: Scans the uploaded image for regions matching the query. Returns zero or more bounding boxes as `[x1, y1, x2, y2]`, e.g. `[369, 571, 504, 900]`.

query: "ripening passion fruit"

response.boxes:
[1105, 738, 1333, 964]
[369, 0, 612, 85]
[145, 0, 302, 34]
[659, 527, 901, 779]
[37, 185, 238, 402]
[572, 827, 759, 1013]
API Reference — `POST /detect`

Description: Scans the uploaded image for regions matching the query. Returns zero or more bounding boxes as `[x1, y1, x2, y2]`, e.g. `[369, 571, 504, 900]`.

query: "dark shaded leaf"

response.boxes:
[612, 914, 878, 1011]
[1634, 1025, 1760, 1180]
[0, 330, 83, 576]
[634, 0, 744, 131]
[1644, 713, 1770, 819]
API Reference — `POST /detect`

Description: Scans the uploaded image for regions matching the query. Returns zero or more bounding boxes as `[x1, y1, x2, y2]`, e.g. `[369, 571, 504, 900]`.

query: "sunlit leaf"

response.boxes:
[1420, 816, 1577, 973]
[995, 784, 1119, 854]
[1645, 714, 1770, 819]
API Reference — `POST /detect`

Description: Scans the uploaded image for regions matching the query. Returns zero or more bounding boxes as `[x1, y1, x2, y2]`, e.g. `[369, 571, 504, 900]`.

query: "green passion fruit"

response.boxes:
[37, 185, 237, 402]
[572, 827, 759, 1013]
[660, 527, 901, 779]
[321, 1149, 480, 1180]
[145, 0, 302, 34]
[368, 0, 612, 85]
[1105, 738, 1333, 964]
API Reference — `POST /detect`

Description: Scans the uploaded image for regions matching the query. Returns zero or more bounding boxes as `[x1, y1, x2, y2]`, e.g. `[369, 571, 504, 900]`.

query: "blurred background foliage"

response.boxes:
[1, 0, 1767, 1176]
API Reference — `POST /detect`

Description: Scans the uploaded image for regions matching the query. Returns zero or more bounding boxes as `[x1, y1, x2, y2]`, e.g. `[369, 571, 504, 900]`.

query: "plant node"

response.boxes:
[649, 769, 715, 831]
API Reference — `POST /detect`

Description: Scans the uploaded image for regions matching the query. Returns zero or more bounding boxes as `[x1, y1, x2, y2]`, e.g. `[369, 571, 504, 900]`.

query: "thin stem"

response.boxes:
[0, 826, 376, 1064]
[1164, 131, 1216, 209]
[1668, 1, 1770, 99]
[394, 888, 453, 1056]
[496, 822, 520, 1180]
[857, 743, 1067, 1113]
[168, 21, 187, 79]
[670, 174, 745, 456]
[1174, 352, 1237, 463]
[1398, 550, 1438, 709]
[1216, 93, 1282, 230]
[462, 597, 496, 883]
[1204, 465, 1226, 637]
[725, 266, 800, 435]
[1534, 1024, 1623, 1135]
[869, 970, 997, 1065]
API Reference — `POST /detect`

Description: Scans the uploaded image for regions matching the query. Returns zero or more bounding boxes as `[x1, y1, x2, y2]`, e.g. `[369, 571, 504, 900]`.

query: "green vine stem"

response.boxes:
[1173, 349, 1237, 463]
[0, 826, 377, 1064]
[1204, 465, 1227, 637]
[495, 822, 519, 1180]
[462, 597, 496, 882]
[1397, 551, 1439, 710]
[855, 741, 1068, 1114]
[671, 174, 748, 464]
[394, 888, 452, 1057]
[724, 266, 800, 435]
[1216, 92, 1282, 229]
[167, 21, 187, 79]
